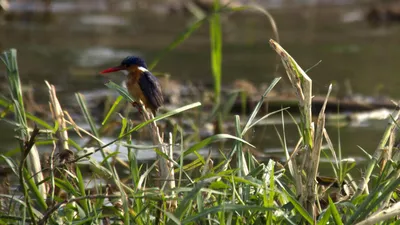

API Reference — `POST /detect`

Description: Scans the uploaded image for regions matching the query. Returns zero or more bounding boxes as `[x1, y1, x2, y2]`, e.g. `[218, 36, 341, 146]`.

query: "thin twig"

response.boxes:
[132, 101, 175, 224]
[38, 194, 123, 225]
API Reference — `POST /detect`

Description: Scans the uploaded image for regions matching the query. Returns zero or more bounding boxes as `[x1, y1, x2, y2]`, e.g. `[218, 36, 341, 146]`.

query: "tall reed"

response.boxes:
[1, 49, 46, 201]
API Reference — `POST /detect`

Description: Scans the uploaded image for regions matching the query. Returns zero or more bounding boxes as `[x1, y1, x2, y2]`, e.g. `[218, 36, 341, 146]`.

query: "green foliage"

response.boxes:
[210, 0, 222, 104]
[1, 2, 400, 225]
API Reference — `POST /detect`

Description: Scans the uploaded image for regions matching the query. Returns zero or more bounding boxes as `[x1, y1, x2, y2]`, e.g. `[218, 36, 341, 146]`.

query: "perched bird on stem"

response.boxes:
[100, 56, 164, 116]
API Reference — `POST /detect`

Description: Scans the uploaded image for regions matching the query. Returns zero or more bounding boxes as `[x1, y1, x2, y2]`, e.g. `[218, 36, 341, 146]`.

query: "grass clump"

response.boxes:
[1, 3, 400, 225]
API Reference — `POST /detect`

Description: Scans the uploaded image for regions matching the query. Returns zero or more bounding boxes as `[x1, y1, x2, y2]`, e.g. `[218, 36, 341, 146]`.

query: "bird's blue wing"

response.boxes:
[138, 71, 164, 110]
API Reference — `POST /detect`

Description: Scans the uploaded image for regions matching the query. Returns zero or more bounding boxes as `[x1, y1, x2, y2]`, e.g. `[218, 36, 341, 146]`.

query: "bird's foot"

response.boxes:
[132, 101, 139, 108]
[132, 102, 144, 114]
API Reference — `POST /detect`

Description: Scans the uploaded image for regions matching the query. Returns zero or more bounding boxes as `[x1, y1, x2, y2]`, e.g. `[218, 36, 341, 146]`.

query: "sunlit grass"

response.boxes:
[1, 2, 400, 225]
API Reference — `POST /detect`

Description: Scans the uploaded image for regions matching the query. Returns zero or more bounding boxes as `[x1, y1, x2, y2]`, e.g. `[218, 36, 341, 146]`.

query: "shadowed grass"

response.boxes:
[1, 49, 47, 224]
[2, 3, 400, 225]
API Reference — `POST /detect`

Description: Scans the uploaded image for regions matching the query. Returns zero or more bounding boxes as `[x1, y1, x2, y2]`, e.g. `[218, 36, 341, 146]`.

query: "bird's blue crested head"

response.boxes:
[120, 56, 148, 69]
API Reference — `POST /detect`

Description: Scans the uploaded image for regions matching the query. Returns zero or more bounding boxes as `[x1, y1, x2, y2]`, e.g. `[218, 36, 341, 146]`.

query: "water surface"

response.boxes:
[0, 1, 399, 170]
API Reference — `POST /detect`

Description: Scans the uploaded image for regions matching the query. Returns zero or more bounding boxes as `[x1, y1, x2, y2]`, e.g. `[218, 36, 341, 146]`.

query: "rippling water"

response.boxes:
[0, 0, 399, 170]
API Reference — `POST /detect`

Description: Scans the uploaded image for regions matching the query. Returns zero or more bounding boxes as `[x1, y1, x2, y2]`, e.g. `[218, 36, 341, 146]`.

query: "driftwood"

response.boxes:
[366, 1, 400, 26]
[230, 95, 396, 115]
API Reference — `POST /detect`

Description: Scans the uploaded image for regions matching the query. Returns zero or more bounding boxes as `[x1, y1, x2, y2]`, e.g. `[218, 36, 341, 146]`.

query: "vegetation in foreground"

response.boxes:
[1, 2, 400, 225]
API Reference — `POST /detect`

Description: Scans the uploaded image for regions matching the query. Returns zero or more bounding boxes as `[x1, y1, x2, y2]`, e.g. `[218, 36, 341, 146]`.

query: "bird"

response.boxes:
[100, 56, 164, 116]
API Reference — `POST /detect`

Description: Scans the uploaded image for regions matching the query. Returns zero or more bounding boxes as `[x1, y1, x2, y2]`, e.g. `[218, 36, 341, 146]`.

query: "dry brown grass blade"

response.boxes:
[61, 119, 130, 170]
[46, 81, 70, 156]
[287, 138, 303, 196]
[45, 80, 77, 218]
[304, 84, 332, 216]
[356, 201, 400, 225]
[134, 101, 177, 210]
[269, 39, 330, 218]
[64, 110, 82, 138]
[354, 105, 400, 198]
[269, 39, 313, 148]
[167, 132, 177, 208]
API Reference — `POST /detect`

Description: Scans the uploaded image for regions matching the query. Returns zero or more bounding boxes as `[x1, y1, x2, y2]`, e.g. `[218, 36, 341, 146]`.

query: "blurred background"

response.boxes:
[1, 0, 400, 169]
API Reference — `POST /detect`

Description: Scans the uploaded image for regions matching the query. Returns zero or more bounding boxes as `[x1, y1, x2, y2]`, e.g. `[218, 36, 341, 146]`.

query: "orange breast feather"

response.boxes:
[127, 71, 151, 109]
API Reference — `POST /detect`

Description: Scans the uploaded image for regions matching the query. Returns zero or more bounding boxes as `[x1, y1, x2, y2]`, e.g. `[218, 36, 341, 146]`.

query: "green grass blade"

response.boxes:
[129, 102, 202, 133]
[209, 0, 222, 104]
[354, 178, 400, 224]
[105, 81, 135, 103]
[317, 208, 331, 225]
[329, 196, 343, 225]
[74, 102, 202, 162]
[230, 4, 279, 43]
[172, 181, 208, 223]
[75, 93, 113, 171]
[222, 91, 239, 118]
[1, 49, 46, 200]
[266, 160, 275, 225]
[164, 211, 181, 225]
[149, 18, 206, 70]
[182, 204, 275, 224]
[101, 95, 123, 125]
[0, 96, 54, 130]
[242, 77, 281, 135]
[24, 169, 47, 211]
[75, 166, 89, 214]
[283, 189, 313, 224]
[183, 134, 255, 157]
[0, 155, 19, 177]
[244, 107, 289, 133]
[75, 93, 100, 137]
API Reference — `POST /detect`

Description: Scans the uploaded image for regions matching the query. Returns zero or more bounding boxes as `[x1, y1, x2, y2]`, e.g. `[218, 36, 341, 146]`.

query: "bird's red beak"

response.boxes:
[100, 66, 125, 74]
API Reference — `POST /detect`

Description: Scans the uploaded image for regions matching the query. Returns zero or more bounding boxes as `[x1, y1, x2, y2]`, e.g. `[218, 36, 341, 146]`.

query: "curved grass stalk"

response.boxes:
[1, 49, 47, 202]
[353, 106, 400, 199]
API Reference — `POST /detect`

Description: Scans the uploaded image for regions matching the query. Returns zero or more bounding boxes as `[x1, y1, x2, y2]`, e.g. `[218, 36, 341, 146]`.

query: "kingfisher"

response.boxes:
[100, 56, 164, 115]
